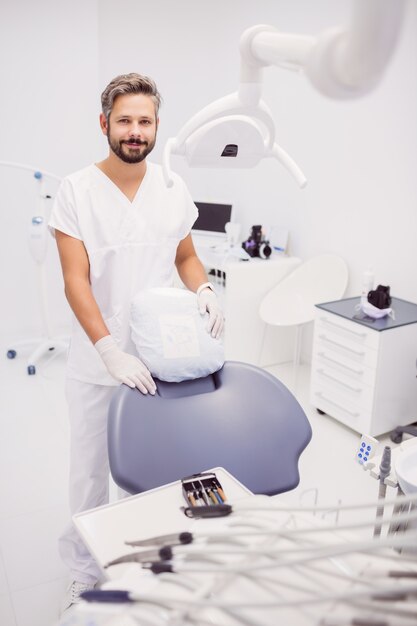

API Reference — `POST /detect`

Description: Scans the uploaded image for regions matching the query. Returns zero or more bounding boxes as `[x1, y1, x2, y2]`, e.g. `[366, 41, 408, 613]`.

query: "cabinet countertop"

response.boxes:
[316, 297, 417, 332]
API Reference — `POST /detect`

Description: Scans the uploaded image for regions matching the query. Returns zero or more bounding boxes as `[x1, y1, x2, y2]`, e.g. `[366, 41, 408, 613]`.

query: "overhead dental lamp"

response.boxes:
[163, 0, 406, 189]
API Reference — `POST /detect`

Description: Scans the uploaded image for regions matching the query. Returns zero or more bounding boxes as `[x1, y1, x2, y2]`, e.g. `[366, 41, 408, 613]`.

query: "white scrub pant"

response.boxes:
[59, 378, 117, 584]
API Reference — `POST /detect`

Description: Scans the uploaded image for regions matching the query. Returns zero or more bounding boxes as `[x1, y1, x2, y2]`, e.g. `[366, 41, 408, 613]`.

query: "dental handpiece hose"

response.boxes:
[374, 446, 391, 538]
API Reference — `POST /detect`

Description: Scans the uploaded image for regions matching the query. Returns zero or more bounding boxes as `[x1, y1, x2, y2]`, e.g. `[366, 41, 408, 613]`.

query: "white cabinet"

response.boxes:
[310, 298, 417, 436]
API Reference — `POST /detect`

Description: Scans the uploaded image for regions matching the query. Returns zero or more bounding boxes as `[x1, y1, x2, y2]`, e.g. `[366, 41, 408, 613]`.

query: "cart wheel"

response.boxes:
[316, 408, 326, 415]
[390, 431, 403, 444]
[27, 365, 36, 375]
[6, 350, 17, 359]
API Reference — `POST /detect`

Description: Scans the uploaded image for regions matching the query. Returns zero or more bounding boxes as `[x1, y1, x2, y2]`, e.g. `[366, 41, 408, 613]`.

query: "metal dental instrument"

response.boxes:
[388, 485, 409, 536]
[106, 526, 417, 584]
[197, 484, 210, 505]
[374, 446, 391, 538]
[127, 504, 417, 553]
[106, 542, 243, 570]
[123, 491, 417, 550]
[126, 531, 193, 548]
[104, 549, 163, 568]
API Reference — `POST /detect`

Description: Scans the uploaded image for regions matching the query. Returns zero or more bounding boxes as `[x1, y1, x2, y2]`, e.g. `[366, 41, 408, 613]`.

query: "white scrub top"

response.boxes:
[48, 162, 198, 385]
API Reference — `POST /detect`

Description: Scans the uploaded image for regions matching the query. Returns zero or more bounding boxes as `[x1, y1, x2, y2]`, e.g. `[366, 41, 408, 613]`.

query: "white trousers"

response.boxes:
[59, 379, 117, 584]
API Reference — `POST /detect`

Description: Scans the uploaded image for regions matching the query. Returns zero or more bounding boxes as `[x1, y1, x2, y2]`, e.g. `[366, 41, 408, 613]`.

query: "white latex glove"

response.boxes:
[197, 284, 224, 339]
[95, 335, 156, 395]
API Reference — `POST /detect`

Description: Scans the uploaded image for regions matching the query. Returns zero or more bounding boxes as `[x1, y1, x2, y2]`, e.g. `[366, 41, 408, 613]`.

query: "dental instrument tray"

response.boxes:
[181, 471, 227, 507]
[73, 467, 251, 580]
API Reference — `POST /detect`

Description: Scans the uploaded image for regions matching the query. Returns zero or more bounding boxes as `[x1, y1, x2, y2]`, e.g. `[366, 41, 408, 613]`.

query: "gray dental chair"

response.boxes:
[108, 361, 312, 496]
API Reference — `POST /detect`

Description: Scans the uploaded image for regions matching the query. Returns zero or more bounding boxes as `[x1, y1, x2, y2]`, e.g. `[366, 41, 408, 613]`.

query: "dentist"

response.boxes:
[49, 73, 224, 611]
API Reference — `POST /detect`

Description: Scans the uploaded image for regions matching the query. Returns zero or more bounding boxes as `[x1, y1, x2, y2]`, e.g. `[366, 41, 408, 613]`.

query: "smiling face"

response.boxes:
[100, 93, 158, 164]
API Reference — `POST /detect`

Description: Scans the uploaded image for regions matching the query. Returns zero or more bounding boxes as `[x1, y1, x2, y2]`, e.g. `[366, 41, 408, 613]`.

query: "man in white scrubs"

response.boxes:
[49, 73, 224, 611]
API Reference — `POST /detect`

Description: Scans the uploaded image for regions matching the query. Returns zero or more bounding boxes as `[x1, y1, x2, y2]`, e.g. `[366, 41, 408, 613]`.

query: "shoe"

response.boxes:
[61, 580, 96, 613]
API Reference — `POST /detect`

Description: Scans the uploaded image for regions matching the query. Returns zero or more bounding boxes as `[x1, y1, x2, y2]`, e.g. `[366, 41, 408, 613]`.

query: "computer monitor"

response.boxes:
[192, 201, 233, 238]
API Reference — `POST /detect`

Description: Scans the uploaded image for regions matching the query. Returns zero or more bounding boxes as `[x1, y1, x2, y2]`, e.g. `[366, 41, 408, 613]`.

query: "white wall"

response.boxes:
[98, 0, 417, 301]
[0, 0, 100, 342]
[1, 0, 416, 360]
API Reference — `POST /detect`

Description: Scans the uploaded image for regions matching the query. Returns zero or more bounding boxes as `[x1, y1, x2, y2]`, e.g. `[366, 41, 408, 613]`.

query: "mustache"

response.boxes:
[123, 139, 148, 146]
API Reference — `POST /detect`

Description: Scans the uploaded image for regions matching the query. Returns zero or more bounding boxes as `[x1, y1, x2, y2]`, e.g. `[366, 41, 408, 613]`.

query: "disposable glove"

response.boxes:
[95, 335, 156, 395]
[197, 283, 224, 339]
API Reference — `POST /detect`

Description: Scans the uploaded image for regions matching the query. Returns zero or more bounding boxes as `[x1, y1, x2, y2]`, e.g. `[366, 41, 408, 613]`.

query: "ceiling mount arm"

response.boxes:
[239, 0, 406, 100]
[239, 25, 315, 80]
[306, 0, 407, 98]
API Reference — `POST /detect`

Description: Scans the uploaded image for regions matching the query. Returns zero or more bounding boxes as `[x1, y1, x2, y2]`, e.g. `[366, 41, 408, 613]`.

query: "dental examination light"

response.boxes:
[163, 0, 406, 189]
[0, 161, 69, 375]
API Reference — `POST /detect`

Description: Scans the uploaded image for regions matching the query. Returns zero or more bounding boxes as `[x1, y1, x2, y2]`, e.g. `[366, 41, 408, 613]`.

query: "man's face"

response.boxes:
[102, 94, 158, 164]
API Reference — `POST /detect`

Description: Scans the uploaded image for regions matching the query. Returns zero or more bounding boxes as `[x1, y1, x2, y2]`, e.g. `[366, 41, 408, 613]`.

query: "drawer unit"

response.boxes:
[314, 328, 379, 369]
[314, 348, 377, 388]
[311, 364, 376, 411]
[316, 311, 380, 350]
[311, 387, 372, 432]
[310, 297, 417, 436]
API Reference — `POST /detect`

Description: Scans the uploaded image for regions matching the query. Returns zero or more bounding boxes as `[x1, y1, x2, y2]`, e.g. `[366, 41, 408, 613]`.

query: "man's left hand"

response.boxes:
[197, 288, 224, 339]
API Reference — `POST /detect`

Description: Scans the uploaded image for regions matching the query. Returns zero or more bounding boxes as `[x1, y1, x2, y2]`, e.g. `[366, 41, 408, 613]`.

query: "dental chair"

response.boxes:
[107, 361, 312, 496]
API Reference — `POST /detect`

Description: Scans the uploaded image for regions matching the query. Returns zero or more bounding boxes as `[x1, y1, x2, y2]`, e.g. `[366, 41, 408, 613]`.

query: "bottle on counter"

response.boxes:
[361, 268, 374, 308]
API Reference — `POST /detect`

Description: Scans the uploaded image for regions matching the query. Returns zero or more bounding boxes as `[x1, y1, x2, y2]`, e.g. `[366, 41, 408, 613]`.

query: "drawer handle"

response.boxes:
[319, 316, 367, 338]
[318, 334, 365, 357]
[316, 392, 359, 417]
[317, 352, 364, 375]
[317, 368, 362, 393]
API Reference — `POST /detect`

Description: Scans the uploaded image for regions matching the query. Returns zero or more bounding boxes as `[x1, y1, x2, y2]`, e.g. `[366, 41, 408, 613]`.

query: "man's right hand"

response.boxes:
[95, 335, 156, 395]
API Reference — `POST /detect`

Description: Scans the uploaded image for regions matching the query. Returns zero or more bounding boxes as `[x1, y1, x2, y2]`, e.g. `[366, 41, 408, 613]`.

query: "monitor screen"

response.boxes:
[193, 202, 232, 235]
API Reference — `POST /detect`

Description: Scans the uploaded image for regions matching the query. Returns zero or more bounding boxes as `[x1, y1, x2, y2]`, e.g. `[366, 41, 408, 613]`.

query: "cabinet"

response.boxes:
[220, 255, 301, 365]
[310, 297, 417, 436]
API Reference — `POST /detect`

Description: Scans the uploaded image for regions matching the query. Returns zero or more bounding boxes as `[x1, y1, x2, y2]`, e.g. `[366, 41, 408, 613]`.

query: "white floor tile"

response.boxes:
[11, 577, 67, 626]
[0, 370, 69, 518]
[0, 437, 69, 519]
[0, 507, 69, 591]
[0, 593, 17, 626]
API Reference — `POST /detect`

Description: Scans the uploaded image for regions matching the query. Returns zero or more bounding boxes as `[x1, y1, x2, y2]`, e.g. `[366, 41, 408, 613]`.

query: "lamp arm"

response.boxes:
[173, 93, 277, 156]
[162, 138, 176, 188]
[268, 143, 307, 189]
[239, 0, 407, 99]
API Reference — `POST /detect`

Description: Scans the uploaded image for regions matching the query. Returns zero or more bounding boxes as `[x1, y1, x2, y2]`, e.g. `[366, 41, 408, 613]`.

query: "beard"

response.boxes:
[107, 123, 157, 164]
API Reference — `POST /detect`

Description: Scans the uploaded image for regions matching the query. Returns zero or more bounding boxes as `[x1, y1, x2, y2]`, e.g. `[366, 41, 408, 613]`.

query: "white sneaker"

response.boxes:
[61, 580, 96, 613]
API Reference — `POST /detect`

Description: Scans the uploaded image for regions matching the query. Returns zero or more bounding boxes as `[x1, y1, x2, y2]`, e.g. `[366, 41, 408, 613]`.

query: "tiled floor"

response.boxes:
[0, 339, 399, 626]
